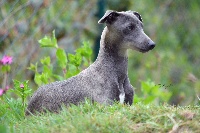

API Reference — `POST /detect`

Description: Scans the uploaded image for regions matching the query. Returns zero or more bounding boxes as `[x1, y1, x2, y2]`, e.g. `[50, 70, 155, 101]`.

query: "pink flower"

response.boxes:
[20, 84, 24, 89]
[0, 55, 13, 65]
[0, 89, 4, 96]
[0, 86, 10, 96]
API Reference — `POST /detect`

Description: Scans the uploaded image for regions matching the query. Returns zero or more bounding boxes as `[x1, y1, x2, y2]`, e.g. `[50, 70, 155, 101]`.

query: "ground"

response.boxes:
[1, 101, 199, 133]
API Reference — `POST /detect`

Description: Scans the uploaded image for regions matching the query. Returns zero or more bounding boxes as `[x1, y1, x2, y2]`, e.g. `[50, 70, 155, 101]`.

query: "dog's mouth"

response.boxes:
[137, 46, 155, 53]
[129, 44, 155, 53]
[138, 48, 149, 53]
[134, 47, 150, 53]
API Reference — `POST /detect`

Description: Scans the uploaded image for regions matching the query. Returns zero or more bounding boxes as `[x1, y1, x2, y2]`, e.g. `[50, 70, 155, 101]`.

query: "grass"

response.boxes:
[0, 101, 200, 133]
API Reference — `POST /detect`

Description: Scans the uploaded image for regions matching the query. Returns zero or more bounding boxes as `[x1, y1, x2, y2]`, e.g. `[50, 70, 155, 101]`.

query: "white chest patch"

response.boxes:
[119, 93, 125, 104]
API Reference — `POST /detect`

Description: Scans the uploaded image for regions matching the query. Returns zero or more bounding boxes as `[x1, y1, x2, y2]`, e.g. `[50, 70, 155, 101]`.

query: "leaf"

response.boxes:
[68, 53, 82, 67]
[83, 41, 93, 57]
[43, 65, 52, 76]
[56, 48, 68, 69]
[34, 73, 42, 86]
[134, 94, 142, 104]
[53, 74, 65, 81]
[76, 41, 92, 59]
[27, 63, 38, 72]
[40, 73, 49, 84]
[52, 30, 58, 47]
[151, 86, 159, 95]
[40, 56, 51, 66]
[143, 96, 156, 104]
[141, 81, 151, 94]
[66, 64, 80, 78]
[38, 30, 58, 48]
[38, 36, 54, 47]
[13, 80, 21, 90]
[1, 65, 10, 73]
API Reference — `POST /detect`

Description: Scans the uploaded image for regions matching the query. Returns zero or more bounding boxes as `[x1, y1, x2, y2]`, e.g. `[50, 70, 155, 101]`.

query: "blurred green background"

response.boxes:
[0, 0, 200, 105]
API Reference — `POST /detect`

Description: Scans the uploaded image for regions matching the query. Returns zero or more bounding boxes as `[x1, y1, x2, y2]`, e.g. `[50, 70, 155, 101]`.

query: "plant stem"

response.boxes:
[3, 72, 8, 90]
[63, 68, 66, 78]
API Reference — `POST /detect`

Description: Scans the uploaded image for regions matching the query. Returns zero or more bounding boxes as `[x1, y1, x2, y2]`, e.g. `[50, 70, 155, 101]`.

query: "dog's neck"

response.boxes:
[99, 27, 128, 57]
[95, 27, 128, 76]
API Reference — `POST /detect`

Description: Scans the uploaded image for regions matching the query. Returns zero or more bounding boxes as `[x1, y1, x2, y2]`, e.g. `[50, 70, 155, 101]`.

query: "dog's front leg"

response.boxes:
[123, 76, 134, 105]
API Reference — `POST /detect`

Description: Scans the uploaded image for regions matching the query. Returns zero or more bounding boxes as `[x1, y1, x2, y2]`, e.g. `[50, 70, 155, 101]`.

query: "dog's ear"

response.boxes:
[98, 10, 120, 24]
[133, 11, 143, 22]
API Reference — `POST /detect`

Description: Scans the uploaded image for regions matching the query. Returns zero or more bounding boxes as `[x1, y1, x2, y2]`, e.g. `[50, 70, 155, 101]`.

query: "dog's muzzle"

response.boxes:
[148, 40, 156, 50]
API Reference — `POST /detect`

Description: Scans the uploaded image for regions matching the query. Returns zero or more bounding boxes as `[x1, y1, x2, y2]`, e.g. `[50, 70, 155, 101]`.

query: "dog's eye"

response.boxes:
[123, 24, 136, 34]
[127, 24, 136, 31]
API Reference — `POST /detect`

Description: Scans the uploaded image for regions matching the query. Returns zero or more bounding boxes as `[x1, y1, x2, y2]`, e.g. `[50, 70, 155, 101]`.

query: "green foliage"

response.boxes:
[1, 65, 11, 73]
[29, 31, 93, 86]
[38, 30, 58, 49]
[40, 56, 51, 66]
[65, 64, 80, 78]
[76, 41, 93, 61]
[28, 62, 38, 72]
[134, 80, 172, 104]
[68, 53, 82, 68]
[0, 31, 92, 122]
[0, 81, 32, 120]
[28, 56, 54, 86]
[1, 80, 33, 118]
[56, 48, 68, 69]
[12, 80, 32, 107]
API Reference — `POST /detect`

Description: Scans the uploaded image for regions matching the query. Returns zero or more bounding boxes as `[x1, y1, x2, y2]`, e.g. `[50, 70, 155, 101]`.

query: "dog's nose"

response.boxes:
[148, 41, 155, 50]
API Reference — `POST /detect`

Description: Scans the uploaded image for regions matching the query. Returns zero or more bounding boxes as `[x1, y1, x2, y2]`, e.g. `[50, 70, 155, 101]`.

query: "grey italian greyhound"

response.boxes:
[26, 10, 155, 115]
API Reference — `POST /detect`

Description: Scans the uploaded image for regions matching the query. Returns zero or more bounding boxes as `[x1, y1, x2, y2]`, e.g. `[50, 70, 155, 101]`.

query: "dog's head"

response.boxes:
[98, 10, 155, 53]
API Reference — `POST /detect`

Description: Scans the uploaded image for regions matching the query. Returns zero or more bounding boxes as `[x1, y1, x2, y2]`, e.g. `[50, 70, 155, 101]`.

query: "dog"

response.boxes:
[26, 10, 155, 115]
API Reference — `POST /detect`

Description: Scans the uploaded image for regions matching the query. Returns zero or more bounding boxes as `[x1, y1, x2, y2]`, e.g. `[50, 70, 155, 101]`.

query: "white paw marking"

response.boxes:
[119, 93, 125, 104]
